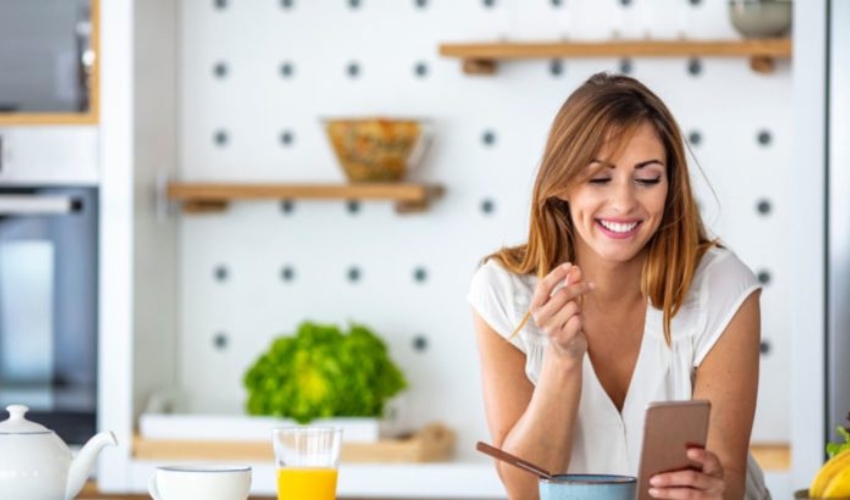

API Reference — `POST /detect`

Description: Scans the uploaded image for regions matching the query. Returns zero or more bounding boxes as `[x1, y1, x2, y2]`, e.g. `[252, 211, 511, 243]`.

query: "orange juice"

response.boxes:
[277, 467, 338, 500]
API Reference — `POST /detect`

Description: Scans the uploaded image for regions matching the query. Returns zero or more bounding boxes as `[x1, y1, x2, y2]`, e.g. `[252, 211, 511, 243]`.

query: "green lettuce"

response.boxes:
[243, 321, 407, 424]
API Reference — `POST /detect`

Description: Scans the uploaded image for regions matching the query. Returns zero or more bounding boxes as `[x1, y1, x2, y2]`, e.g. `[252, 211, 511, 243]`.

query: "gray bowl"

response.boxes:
[729, 0, 792, 38]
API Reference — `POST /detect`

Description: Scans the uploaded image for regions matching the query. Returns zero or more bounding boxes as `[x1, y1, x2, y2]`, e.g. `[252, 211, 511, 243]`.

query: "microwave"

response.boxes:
[0, 0, 94, 113]
[0, 186, 98, 445]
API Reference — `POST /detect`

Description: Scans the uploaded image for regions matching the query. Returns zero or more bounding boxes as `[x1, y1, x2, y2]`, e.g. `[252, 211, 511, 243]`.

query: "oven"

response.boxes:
[0, 186, 98, 445]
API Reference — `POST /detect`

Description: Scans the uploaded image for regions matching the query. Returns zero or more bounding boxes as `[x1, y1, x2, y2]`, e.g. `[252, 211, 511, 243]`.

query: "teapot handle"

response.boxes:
[148, 474, 162, 500]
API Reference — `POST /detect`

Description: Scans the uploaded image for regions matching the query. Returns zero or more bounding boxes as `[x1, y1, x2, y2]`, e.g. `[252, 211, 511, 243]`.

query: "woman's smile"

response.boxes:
[596, 218, 643, 238]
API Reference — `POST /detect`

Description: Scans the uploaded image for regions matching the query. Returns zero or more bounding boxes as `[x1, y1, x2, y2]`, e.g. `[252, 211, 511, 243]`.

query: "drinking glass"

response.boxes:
[272, 426, 343, 500]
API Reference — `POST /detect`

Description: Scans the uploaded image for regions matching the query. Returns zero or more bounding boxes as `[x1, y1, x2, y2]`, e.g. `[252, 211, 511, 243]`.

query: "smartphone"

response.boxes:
[636, 400, 711, 500]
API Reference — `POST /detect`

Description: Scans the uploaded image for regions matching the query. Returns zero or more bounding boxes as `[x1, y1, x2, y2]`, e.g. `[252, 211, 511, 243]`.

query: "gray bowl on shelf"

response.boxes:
[729, 0, 792, 38]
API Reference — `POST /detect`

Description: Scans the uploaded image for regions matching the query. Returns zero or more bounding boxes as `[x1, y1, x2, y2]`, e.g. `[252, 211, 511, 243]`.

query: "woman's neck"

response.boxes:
[576, 254, 646, 308]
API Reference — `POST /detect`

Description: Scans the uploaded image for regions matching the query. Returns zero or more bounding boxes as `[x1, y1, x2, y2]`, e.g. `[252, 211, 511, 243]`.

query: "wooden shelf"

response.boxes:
[166, 182, 446, 214]
[439, 38, 792, 75]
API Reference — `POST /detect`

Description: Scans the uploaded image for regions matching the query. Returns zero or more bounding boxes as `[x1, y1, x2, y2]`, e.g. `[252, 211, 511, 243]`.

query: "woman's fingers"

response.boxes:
[648, 449, 725, 499]
[529, 262, 573, 310]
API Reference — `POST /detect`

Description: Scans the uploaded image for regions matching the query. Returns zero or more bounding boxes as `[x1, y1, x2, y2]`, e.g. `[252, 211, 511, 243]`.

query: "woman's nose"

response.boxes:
[610, 182, 638, 211]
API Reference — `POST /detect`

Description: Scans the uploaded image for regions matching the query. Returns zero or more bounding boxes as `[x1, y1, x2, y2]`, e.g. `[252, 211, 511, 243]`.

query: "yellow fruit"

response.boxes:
[824, 465, 850, 498]
[811, 448, 850, 498]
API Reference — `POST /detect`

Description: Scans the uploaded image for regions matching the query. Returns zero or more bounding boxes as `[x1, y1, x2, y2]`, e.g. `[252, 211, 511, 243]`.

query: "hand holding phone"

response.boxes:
[636, 400, 711, 500]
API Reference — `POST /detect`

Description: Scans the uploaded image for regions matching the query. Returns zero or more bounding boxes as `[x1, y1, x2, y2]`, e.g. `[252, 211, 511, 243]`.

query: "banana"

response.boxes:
[811, 448, 850, 498]
[823, 464, 850, 498]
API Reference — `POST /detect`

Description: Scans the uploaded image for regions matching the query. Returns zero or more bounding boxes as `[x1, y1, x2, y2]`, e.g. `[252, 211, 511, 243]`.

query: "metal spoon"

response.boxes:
[475, 441, 553, 479]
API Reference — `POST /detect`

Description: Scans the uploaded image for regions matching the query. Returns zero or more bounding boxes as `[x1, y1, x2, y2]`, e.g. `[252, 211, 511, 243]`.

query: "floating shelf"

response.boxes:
[439, 38, 792, 74]
[166, 182, 446, 214]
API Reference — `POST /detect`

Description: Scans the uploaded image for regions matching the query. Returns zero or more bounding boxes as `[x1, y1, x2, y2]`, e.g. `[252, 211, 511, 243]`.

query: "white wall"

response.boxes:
[97, 0, 821, 497]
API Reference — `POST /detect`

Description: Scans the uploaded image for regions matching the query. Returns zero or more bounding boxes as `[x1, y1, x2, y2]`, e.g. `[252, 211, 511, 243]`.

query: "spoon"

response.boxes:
[476, 441, 553, 479]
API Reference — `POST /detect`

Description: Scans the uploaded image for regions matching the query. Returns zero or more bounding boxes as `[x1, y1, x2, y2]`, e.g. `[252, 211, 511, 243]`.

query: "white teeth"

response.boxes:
[599, 220, 638, 233]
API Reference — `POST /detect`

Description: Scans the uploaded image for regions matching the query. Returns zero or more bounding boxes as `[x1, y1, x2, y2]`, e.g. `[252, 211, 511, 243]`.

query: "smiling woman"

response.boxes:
[467, 73, 769, 500]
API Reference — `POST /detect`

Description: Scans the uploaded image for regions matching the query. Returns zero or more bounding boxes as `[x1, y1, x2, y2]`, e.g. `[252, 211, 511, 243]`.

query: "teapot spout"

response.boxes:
[66, 431, 117, 500]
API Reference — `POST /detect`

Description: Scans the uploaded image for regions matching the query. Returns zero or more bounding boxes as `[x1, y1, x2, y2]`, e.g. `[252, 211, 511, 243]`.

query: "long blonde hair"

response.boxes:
[488, 73, 715, 345]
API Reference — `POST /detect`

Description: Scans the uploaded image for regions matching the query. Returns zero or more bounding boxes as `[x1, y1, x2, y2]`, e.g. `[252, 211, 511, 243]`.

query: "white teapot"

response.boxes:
[0, 404, 117, 500]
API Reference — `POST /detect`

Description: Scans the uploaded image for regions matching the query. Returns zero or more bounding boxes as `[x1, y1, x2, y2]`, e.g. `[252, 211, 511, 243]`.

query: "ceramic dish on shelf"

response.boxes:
[322, 117, 433, 183]
[729, 0, 792, 38]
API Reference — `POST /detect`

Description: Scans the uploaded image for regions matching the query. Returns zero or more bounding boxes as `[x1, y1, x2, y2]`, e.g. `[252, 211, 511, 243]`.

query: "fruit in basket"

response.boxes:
[810, 448, 850, 498]
[324, 118, 431, 182]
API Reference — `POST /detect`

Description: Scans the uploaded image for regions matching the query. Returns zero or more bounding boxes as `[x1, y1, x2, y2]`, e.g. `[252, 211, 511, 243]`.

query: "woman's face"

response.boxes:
[562, 122, 669, 266]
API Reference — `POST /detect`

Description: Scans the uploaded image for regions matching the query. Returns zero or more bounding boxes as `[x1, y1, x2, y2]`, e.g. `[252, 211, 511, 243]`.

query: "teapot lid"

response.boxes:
[0, 405, 51, 434]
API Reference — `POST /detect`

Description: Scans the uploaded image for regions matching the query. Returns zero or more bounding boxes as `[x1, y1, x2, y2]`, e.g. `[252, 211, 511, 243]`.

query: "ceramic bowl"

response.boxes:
[539, 474, 637, 500]
[729, 0, 792, 38]
[323, 117, 432, 183]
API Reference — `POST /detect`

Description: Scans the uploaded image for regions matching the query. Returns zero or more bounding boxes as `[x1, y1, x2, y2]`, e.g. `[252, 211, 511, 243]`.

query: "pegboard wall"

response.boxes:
[174, 0, 794, 461]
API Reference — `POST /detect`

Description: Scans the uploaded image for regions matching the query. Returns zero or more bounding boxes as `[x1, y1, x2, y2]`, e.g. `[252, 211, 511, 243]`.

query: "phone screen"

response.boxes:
[636, 400, 711, 500]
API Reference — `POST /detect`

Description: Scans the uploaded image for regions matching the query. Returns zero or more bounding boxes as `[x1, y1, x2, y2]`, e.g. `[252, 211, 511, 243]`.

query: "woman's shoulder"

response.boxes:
[470, 257, 535, 293]
[693, 246, 759, 294]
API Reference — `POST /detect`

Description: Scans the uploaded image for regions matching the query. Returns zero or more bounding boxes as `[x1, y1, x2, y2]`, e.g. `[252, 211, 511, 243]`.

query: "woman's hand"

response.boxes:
[529, 263, 593, 360]
[648, 448, 725, 499]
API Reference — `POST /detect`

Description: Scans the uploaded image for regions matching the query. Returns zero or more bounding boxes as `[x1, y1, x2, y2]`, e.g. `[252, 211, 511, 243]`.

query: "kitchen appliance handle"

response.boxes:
[0, 194, 82, 215]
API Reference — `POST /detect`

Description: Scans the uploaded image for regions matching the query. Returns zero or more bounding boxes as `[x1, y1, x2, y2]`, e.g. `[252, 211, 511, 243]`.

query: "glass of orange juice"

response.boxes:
[272, 426, 343, 500]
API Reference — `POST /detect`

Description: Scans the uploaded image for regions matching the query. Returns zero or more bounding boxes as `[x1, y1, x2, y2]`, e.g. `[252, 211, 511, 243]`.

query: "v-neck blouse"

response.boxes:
[468, 247, 770, 499]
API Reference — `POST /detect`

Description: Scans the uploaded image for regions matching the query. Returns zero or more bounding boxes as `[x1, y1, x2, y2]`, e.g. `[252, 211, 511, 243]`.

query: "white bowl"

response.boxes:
[729, 0, 792, 38]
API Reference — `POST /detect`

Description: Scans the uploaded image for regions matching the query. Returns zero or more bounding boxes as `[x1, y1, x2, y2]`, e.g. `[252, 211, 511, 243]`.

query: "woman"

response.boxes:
[468, 73, 769, 500]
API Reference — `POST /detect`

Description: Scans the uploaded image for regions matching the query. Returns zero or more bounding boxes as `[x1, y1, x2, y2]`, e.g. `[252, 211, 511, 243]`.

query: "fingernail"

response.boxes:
[650, 476, 661, 486]
[562, 262, 572, 270]
[587, 281, 596, 290]
[648, 488, 660, 497]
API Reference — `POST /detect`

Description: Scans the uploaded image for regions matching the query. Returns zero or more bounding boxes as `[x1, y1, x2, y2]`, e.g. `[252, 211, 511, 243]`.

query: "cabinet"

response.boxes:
[0, 0, 100, 126]
[0, 0, 100, 184]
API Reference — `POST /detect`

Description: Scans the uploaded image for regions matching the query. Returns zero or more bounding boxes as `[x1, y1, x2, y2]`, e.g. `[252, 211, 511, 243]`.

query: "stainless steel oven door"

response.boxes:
[0, 186, 97, 444]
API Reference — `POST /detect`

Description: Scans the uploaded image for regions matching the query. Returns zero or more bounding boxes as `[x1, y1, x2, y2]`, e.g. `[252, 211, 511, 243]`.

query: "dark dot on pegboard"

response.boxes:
[413, 267, 428, 283]
[347, 62, 360, 78]
[280, 199, 295, 214]
[280, 0, 295, 8]
[482, 130, 496, 146]
[280, 62, 294, 78]
[758, 130, 773, 146]
[757, 270, 771, 285]
[687, 58, 703, 76]
[213, 62, 228, 78]
[281, 266, 295, 282]
[551, 0, 563, 6]
[280, 130, 295, 146]
[346, 200, 361, 214]
[214, 265, 228, 282]
[414, 62, 429, 78]
[347, 266, 361, 283]
[688, 130, 702, 146]
[619, 0, 632, 6]
[619, 58, 633, 75]
[549, 59, 564, 77]
[349, 0, 361, 8]
[760, 340, 771, 355]
[481, 198, 496, 215]
[415, 0, 428, 7]
[214, 0, 227, 9]
[482, 0, 496, 7]
[214, 130, 229, 147]
[756, 199, 772, 215]
[213, 332, 229, 350]
[413, 335, 428, 352]
[689, 0, 702, 5]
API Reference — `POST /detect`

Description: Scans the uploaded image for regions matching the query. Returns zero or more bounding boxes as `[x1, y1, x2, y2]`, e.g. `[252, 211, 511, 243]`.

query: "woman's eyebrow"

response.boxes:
[590, 159, 665, 169]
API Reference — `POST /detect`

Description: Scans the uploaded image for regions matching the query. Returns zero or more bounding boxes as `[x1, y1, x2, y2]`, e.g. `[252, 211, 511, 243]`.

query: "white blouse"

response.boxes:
[468, 247, 770, 499]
